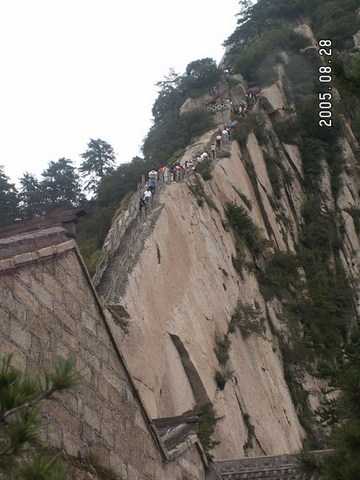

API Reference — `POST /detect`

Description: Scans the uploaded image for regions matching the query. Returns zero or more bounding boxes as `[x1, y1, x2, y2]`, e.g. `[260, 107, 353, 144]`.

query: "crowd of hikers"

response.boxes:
[139, 86, 260, 216]
[138, 125, 234, 215]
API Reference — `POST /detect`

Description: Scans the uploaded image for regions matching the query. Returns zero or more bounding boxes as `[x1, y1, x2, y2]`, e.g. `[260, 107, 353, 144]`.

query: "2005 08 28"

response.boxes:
[318, 39, 333, 128]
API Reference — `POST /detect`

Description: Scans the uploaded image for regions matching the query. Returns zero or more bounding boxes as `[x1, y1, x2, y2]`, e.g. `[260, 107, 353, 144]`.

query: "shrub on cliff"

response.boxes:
[195, 158, 213, 181]
[225, 203, 266, 258]
[196, 403, 220, 459]
[0, 355, 79, 480]
[259, 251, 301, 300]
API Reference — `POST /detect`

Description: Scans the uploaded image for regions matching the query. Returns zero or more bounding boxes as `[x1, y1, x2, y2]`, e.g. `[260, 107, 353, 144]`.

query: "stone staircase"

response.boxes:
[214, 451, 333, 480]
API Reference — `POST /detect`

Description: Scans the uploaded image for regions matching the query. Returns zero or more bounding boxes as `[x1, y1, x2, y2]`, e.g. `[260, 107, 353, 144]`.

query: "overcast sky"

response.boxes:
[0, 0, 239, 183]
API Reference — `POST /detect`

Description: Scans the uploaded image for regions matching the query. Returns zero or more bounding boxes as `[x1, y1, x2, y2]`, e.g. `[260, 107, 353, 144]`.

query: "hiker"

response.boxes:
[148, 169, 158, 183]
[143, 189, 152, 209]
[188, 159, 194, 171]
[174, 164, 181, 182]
[149, 178, 157, 194]
[211, 143, 216, 160]
[222, 128, 229, 144]
[201, 151, 209, 162]
[139, 196, 146, 218]
[163, 166, 170, 184]
[158, 166, 165, 184]
[216, 134, 222, 149]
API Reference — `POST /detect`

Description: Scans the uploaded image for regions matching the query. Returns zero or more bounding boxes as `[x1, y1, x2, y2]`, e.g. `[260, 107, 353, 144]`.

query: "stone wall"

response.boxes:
[0, 235, 206, 480]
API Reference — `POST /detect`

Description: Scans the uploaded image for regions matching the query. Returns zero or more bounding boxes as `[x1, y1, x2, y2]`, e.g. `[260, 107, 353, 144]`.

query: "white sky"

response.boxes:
[0, 0, 239, 183]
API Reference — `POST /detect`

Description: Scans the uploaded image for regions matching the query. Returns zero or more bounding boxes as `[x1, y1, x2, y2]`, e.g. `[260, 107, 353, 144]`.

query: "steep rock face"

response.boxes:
[97, 139, 307, 460]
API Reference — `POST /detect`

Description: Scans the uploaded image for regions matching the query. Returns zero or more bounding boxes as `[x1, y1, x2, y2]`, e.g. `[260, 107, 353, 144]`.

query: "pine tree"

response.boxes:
[0, 166, 19, 227]
[19, 173, 45, 219]
[41, 158, 84, 211]
[80, 139, 116, 194]
[0, 355, 79, 479]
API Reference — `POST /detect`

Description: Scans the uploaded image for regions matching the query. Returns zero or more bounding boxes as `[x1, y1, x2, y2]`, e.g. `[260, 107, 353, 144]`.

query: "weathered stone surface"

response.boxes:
[98, 140, 306, 460]
[0, 247, 206, 479]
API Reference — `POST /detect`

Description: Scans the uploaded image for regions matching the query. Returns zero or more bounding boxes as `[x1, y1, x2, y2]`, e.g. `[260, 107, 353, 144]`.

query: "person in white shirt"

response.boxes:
[143, 189, 152, 209]
[211, 143, 216, 159]
[201, 152, 209, 162]
[222, 129, 229, 144]
[148, 170, 158, 180]
[163, 166, 170, 184]
[216, 135, 222, 149]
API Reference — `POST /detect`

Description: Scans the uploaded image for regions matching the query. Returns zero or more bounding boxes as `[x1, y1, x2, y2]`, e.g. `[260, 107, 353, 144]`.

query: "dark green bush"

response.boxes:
[259, 251, 301, 300]
[183, 58, 221, 98]
[196, 403, 220, 459]
[225, 203, 266, 258]
[196, 158, 213, 181]
[274, 117, 300, 144]
[264, 153, 282, 199]
[214, 369, 233, 391]
[232, 26, 310, 81]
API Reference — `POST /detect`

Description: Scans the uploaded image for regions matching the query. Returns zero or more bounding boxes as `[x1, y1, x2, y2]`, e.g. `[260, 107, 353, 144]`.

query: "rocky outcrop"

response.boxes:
[97, 138, 307, 460]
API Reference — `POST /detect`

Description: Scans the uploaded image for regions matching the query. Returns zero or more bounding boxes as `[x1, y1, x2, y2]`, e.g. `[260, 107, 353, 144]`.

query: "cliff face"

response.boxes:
[95, 21, 360, 462]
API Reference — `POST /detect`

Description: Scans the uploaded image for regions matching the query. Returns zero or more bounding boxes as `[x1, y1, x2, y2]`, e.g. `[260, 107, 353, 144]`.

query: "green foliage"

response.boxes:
[285, 54, 317, 102]
[143, 110, 213, 169]
[214, 369, 233, 391]
[229, 25, 310, 81]
[196, 403, 220, 459]
[264, 153, 282, 199]
[183, 58, 221, 98]
[299, 138, 324, 190]
[19, 173, 44, 219]
[77, 205, 115, 273]
[0, 166, 19, 226]
[80, 138, 116, 194]
[233, 113, 266, 147]
[313, 0, 360, 48]
[196, 158, 213, 181]
[152, 70, 185, 123]
[259, 252, 301, 301]
[41, 158, 84, 210]
[18, 456, 66, 480]
[229, 301, 264, 338]
[274, 117, 299, 145]
[225, 203, 266, 258]
[0, 355, 78, 479]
